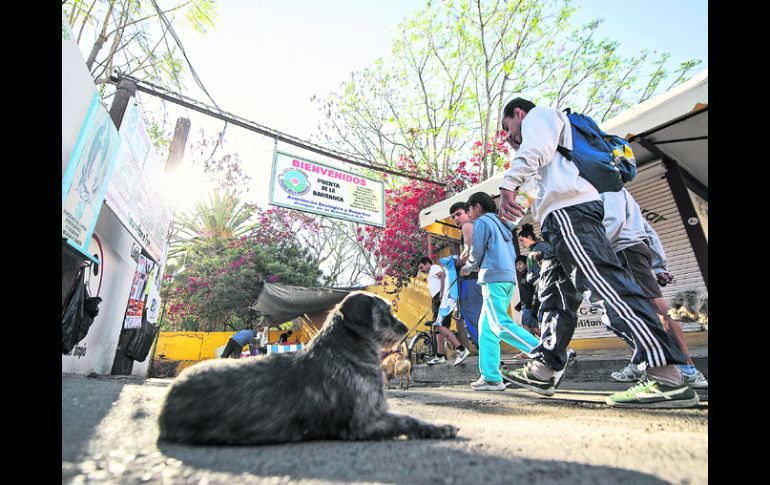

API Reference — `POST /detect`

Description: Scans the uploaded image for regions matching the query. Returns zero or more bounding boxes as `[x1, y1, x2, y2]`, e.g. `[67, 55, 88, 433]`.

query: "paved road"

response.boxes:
[62, 374, 707, 484]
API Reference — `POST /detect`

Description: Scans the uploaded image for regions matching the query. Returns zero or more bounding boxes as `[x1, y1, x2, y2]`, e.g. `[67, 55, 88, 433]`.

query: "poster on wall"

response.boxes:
[123, 255, 155, 329]
[269, 151, 385, 228]
[62, 92, 121, 260]
[105, 98, 173, 262]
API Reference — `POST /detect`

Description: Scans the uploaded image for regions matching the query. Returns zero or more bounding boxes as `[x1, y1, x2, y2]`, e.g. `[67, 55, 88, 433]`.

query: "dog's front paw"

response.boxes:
[437, 424, 459, 439]
[417, 423, 458, 439]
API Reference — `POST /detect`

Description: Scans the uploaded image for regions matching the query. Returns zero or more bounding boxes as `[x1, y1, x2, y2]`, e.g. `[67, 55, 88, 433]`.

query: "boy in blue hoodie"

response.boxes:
[460, 192, 540, 391]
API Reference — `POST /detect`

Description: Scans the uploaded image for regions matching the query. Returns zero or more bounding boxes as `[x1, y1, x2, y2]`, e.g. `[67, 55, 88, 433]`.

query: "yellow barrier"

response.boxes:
[155, 329, 309, 362]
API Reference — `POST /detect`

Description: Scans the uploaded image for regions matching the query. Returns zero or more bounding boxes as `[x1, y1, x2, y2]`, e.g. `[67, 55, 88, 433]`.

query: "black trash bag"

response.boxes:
[62, 268, 103, 354]
[124, 312, 159, 362]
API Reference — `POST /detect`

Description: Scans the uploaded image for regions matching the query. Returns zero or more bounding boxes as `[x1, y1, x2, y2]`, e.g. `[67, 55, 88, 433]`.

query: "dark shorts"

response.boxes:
[616, 243, 663, 299]
[431, 293, 453, 327]
[521, 307, 538, 329]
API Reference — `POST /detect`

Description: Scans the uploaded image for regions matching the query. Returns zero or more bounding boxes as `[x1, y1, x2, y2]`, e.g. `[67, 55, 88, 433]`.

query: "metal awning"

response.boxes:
[419, 70, 708, 236]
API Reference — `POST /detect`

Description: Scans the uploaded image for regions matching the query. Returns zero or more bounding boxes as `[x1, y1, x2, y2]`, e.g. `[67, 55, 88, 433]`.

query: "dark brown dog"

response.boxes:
[157, 291, 458, 445]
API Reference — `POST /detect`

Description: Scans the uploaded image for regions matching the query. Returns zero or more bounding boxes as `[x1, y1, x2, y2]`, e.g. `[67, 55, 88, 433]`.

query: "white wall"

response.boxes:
[62, 207, 141, 375]
[62, 15, 154, 376]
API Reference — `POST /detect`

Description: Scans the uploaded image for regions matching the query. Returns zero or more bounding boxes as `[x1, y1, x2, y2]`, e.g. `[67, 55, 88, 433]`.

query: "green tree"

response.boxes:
[169, 188, 256, 259]
[164, 235, 321, 331]
[314, 0, 703, 182]
[62, 0, 217, 89]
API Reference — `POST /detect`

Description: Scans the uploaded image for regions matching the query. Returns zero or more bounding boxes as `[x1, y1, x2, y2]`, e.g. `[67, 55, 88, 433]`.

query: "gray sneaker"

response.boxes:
[501, 361, 556, 397]
[470, 376, 506, 391]
[610, 363, 644, 383]
[683, 370, 708, 389]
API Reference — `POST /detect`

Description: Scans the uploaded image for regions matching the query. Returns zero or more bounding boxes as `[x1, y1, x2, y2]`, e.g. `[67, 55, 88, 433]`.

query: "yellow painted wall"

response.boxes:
[155, 329, 309, 362]
[155, 332, 230, 361]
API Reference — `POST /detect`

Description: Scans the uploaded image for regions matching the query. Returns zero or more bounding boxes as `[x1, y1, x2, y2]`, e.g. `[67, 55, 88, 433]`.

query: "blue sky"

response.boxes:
[147, 0, 707, 208]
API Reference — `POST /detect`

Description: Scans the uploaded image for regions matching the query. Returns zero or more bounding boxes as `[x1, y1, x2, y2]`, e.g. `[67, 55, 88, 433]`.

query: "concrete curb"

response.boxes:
[408, 355, 708, 387]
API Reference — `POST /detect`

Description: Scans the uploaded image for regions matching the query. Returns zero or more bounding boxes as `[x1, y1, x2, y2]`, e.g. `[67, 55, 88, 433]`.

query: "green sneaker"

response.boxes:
[501, 361, 555, 397]
[606, 379, 700, 408]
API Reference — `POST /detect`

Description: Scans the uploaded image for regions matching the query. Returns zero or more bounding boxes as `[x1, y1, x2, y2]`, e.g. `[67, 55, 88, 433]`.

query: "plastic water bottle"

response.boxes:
[508, 175, 542, 227]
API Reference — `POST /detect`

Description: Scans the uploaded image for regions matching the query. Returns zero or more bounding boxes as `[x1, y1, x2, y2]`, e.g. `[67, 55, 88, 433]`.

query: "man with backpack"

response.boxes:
[496, 98, 698, 408]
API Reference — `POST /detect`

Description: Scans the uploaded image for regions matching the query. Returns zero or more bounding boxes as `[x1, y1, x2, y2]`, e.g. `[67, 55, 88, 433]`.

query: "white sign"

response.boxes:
[269, 151, 385, 227]
[105, 98, 173, 262]
[572, 289, 615, 339]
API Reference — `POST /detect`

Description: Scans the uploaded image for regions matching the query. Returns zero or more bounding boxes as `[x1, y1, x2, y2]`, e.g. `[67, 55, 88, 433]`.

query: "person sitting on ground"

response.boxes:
[278, 330, 293, 344]
[221, 328, 258, 359]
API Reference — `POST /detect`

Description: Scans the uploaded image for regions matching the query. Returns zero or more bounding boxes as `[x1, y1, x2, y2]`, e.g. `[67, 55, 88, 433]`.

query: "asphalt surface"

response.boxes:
[62, 372, 707, 484]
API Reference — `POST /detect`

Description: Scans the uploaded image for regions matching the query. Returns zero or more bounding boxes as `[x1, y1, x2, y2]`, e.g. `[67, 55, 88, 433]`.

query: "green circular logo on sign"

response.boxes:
[279, 169, 311, 196]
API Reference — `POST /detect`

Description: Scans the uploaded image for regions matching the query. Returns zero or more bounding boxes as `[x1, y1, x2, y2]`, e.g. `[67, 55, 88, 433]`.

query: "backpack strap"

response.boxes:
[556, 108, 575, 161]
[556, 145, 572, 161]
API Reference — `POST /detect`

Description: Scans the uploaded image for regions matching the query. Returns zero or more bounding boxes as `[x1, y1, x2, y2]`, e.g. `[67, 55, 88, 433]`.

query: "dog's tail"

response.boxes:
[398, 341, 408, 357]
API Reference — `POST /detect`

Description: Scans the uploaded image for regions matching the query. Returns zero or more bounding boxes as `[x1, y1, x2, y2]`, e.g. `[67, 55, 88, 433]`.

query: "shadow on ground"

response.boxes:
[158, 439, 672, 485]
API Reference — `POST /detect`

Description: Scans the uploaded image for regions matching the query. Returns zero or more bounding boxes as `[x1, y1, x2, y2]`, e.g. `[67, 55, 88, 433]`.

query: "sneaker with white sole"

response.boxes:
[470, 376, 506, 391]
[606, 379, 700, 408]
[426, 356, 446, 365]
[553, 349, 578, 388]
[610, 363, 644, 383]
[500, 361, 556, 397]
[682, 369, 708, 389]
[453, 348, 471, 366]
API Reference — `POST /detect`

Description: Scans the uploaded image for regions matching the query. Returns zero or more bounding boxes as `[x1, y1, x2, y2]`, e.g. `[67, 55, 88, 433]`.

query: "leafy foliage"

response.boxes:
[356, 134, 507, 287]
[163, 235, 321, 331]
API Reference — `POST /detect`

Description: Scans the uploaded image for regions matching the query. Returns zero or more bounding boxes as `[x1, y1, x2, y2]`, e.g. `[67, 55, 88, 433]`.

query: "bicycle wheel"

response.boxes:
[408, 333, 433, 365]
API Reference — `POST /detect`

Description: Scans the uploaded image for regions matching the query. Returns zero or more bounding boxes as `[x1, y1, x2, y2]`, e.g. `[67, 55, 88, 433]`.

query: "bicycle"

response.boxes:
[407, 317, 462, 366]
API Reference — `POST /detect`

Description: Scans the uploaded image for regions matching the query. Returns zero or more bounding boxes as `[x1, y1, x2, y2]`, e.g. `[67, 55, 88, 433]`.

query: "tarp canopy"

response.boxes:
[419, 70, 708, 237]
[251, 283, 365, 325]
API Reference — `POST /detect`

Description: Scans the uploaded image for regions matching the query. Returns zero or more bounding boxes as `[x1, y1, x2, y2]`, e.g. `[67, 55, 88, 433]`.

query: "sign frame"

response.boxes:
[268, 150, 385, 228]
[61, 91, 121, 260]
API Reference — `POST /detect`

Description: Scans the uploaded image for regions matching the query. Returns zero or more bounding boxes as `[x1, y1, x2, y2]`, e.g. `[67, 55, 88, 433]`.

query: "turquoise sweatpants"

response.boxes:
[478, 282, 540, 382]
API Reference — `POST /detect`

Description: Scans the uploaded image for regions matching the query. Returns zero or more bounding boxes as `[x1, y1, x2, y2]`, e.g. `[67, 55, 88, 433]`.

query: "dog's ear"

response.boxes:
[339, 292, 375, 327]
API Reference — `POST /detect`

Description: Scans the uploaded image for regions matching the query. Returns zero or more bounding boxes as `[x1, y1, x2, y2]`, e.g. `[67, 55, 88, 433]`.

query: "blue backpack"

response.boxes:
[556, 108, 637, 193]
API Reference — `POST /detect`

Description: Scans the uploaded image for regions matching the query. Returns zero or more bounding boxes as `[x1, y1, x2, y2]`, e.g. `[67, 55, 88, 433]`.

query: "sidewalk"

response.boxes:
[410, 345, 708, 388]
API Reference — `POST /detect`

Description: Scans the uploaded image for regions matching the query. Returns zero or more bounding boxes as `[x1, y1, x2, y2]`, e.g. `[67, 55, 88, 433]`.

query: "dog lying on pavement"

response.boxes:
[382, 343, 411, 390]
[157, 291, 458, 445]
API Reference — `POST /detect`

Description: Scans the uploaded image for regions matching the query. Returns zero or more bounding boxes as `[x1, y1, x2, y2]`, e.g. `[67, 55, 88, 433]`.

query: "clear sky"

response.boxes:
[147, 0, 707, 209]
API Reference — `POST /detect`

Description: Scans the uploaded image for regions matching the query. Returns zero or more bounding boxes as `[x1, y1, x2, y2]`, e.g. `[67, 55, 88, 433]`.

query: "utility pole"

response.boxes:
[109, 78, 139, 376]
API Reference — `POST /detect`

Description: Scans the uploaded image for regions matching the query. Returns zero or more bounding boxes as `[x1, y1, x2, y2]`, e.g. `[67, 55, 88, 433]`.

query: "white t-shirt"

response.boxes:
[427, 264, 445, 297]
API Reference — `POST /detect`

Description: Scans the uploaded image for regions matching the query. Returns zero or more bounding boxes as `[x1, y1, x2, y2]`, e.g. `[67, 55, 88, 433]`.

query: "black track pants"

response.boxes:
[532, 201, 687, 371]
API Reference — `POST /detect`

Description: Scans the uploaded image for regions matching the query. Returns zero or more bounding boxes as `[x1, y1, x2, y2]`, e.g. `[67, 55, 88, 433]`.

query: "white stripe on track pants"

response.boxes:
[533, 201, 687, 371]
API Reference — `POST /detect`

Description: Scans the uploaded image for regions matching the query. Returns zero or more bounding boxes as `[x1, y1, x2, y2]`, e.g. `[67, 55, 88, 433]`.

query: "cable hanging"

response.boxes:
[112, 73, 445, 186]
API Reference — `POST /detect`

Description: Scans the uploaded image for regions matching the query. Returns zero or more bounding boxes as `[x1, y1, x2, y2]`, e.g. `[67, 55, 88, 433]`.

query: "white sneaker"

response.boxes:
[426, 356, 447, 365]
[683, 370, 708, 389]
[470, 376, 506, 391]
[611, 363, 644, 383]
[453, 348, 471, 366]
